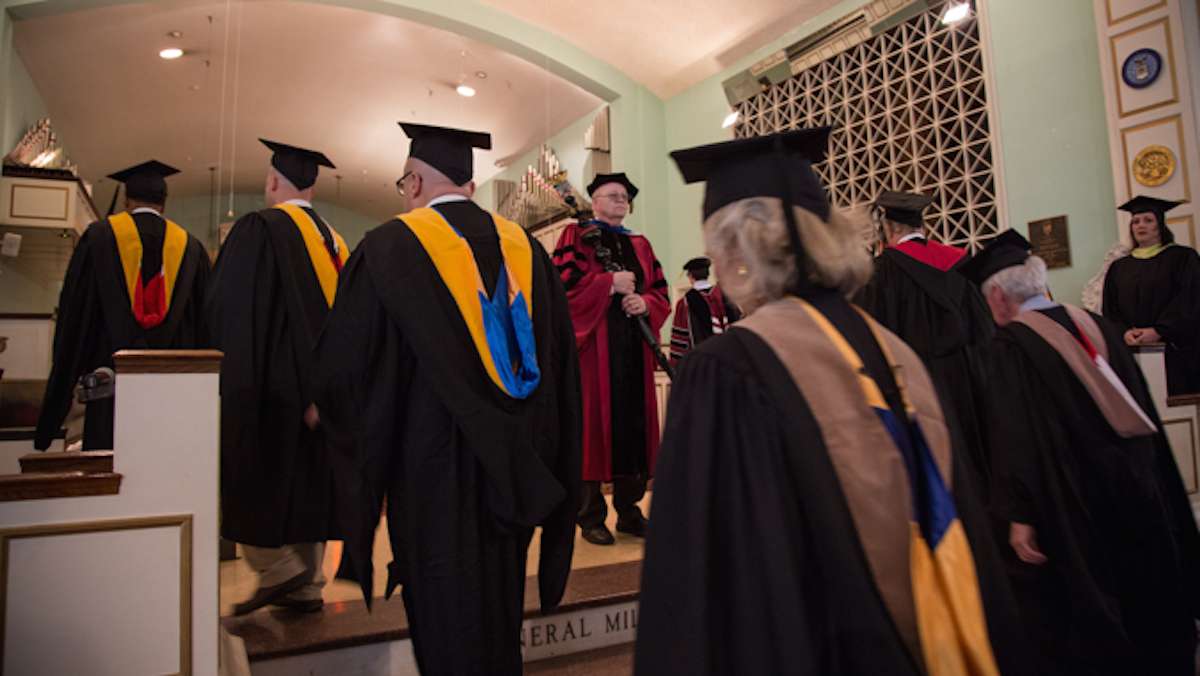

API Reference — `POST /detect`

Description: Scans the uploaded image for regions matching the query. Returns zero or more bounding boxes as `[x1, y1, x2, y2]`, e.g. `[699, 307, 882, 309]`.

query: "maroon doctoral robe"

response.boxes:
[552, 221, 669, 482]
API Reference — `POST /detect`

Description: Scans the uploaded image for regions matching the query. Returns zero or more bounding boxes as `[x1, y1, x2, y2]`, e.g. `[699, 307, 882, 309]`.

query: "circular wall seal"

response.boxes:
[1122, 48, 1162, 89]
[1132, 145, 1176, 187]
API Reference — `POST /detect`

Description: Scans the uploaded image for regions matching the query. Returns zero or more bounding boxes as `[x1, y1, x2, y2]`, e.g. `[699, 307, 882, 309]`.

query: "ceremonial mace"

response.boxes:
[580, 227, 676, 380]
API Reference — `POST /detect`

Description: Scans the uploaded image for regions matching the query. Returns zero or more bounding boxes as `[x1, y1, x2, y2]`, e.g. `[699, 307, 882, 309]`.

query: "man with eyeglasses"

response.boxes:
[552, 173, 670, 546]
[310, 122, 581, 675]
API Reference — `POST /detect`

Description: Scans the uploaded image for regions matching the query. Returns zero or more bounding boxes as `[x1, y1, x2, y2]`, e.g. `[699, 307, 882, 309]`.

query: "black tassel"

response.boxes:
[105, 184, 121, 217]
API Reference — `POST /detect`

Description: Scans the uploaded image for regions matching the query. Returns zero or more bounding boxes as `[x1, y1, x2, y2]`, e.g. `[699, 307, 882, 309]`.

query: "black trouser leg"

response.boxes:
[578, 481, 608, 529]
[613, 474, 647, 524]
[82, 398, 115, 451]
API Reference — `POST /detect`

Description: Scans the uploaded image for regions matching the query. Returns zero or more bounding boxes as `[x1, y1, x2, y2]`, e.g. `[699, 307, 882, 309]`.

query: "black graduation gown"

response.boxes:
[1102, 246, 1200, 396]
[986, 308, 1200, 675]
[206, 206, 340, 547]
[35, 213, 210, 451]
[634, 320, 1031, 676]
[856, 248, 995, 492]
[312, 201, 581, 676]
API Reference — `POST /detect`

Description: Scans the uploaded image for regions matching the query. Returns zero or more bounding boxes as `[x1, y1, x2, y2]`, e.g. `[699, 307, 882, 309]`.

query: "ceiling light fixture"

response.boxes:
[456, 84, 477, 98]
[722, 110, 741, 129]
[167, 30, 183, 38]
[941, 2, 970, 25]
[159, 47, 184, 60]
[475, 71, 488, 79]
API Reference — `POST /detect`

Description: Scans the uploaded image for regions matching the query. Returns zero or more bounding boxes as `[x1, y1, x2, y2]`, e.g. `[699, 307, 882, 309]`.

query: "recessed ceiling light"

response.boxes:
[189, 84, 201, 91]
[475, 71, 488, 79]
[159, 47, 184, 60]
[941, 2, 970, 24]
[167, 30, 183, 38]
[456, 84, 476, 98]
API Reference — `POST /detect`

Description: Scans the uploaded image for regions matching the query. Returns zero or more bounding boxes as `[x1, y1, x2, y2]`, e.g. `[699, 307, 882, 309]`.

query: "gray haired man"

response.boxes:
[959, 230, 1200, 676]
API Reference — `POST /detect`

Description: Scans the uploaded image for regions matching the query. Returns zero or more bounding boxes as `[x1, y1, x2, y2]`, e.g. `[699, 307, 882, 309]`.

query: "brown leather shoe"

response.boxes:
[232, 572, 308, 615]
[581, 525, 616, 545]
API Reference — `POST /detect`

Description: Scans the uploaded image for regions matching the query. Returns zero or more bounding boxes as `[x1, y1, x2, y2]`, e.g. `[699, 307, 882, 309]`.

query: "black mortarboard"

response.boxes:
[671, 127, 832, 295]
[107, 160, 179, 204]
[670, 127, 832, 221]
[957, 230, 1032, 287]
[683, 256, 711, 273]
[587, 172, 639, 200]
[876, 191, 934, 228]
[399, 122, 492, 186]
[260, 139, 335, 191]
[1117, 195, 1185, 215]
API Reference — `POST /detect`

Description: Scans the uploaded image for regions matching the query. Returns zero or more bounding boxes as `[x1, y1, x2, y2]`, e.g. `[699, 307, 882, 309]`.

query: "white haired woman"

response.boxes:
[634, 129, 1030, 676]
[960, 231, 1200, 675]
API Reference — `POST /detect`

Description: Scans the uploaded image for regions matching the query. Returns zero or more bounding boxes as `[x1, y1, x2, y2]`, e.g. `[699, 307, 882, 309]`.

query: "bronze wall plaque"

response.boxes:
[1028, 215, 1072, 269]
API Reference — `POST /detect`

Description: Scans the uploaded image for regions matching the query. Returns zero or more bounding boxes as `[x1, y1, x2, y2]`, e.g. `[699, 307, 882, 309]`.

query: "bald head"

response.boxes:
[264, 166, 314, 207]
[402, 158, 474, 209]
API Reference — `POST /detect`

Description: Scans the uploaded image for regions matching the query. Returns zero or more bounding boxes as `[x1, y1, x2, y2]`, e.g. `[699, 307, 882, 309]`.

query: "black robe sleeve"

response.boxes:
[983, 334, 1045, 525]
[531, 239, 583, 612]
[1153, 249, 1200, 347]
[635, 348, 823, 675]
[35, 230, 107, 450]
[311, 246, 393, 603]
[1101, 259, 1131, 332]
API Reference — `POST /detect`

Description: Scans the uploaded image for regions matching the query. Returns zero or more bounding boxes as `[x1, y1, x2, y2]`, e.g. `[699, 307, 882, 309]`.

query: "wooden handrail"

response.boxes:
[19, 451, 113, 474]
[0, 471, 122, 502]
[114, 349, 223, 374]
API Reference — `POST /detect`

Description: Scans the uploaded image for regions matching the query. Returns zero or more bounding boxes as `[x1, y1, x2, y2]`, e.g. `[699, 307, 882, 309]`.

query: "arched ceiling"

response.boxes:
[12, 0, 604, 218]
[479, 0, 848, 98]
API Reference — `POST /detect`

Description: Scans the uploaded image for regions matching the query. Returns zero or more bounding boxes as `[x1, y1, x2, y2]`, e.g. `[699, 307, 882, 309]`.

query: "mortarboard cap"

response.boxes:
[260, 139, 335, 191]
[107, 160, 179, 204]
[683, 256, 711, 273]
[957, 230, 1032, 287]
[876, 191, 934, 228]
[1117, 195, 1185, 215]
[587, 172, 639, 200]
[399, 122, 491, 186]
[670, 127, 832, 221]
[670, 127, 833, 295]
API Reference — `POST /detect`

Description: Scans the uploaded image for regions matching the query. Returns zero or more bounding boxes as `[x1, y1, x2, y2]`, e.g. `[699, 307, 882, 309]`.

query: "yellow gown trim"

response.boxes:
[792, 296, 999, 676]
[396, 207, 534, 396]
[273, 202, 349, 308]
[109, 211, 188, 314]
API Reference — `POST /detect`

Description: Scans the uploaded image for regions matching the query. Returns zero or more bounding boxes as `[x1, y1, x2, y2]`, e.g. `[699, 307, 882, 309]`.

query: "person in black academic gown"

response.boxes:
[668, 256, 739, 365]
[1103, 195, 1200, 396]
[35, 160, 209, 452]
[311, 123, 580, 676]
[857, 191, 994, 491]
[207, 139, 347, 615]
[637, 129, 1031, 676]
[961, 230, 1200, 675]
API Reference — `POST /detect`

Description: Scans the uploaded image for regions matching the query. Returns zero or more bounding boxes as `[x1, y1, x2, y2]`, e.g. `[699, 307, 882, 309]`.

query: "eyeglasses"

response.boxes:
[595, 193, 630, 204]
[396, 171, 416, 197]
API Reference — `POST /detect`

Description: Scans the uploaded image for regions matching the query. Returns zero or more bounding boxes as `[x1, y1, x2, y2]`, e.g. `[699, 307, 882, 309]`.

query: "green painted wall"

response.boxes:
[660, 0, 1116, 304]
[1, 2, 50, 151]
[164, 192, 379, 252]
[985, 0, 1115, 304]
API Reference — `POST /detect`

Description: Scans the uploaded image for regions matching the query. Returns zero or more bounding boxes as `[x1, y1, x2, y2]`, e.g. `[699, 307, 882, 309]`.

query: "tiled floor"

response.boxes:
[220, 491, 651, 616]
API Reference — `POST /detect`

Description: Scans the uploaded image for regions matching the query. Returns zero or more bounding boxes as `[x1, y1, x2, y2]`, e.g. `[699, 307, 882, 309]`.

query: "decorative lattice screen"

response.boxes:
[735, 2, 1001, 251]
